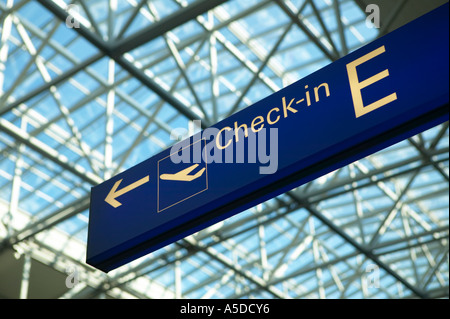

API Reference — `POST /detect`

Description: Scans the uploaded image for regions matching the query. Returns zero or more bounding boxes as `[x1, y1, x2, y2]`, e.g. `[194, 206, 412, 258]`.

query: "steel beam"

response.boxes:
[110, 0, 229, 55]
[287, 192, 429, 298]
[275, 0, 339, 61]
[36, 0, 229, 128]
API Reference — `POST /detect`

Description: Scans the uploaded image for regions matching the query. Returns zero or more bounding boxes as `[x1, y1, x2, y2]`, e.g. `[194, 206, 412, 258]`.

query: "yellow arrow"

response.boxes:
[105, 175, 149, 208]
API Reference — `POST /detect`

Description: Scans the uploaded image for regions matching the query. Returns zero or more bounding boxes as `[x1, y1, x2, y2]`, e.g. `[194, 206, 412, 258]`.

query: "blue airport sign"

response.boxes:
[87, 4, 449, 272]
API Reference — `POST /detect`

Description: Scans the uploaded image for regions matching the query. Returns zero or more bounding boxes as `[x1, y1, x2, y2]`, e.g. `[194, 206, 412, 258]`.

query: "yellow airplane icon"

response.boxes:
[160, 164, 206, 182]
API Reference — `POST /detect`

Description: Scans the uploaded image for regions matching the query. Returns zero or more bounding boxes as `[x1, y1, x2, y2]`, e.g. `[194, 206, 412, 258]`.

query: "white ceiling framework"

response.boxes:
[0, 0, 448, 299]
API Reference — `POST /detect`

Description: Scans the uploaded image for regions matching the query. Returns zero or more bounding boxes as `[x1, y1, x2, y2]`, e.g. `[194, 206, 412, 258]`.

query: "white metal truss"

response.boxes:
[0, 0, 448, 299]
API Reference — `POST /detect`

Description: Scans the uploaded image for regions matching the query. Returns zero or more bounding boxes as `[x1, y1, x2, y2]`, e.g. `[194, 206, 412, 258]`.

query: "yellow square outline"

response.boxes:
[157, 138, 208, 213]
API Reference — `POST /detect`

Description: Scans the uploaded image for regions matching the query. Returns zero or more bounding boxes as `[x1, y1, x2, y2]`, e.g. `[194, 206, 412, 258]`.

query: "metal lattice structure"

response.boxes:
[0, 0, 448, 299]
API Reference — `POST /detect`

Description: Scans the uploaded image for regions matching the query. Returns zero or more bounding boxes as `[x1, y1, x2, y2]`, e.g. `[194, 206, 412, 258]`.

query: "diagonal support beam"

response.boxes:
[0, 118, 102, 185]
[0, 53, 103, 117]
[286, 192, 429, 298]
[36, 0, 229, 128]
[179, 237, 286, 298]
[0, 197, 90, 250]
[275, 0, 339, 61]
[110, 0, 230, 55]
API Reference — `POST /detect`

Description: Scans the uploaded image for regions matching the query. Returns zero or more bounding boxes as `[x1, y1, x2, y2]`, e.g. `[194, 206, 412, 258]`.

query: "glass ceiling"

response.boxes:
[0, 0, 448, 299]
